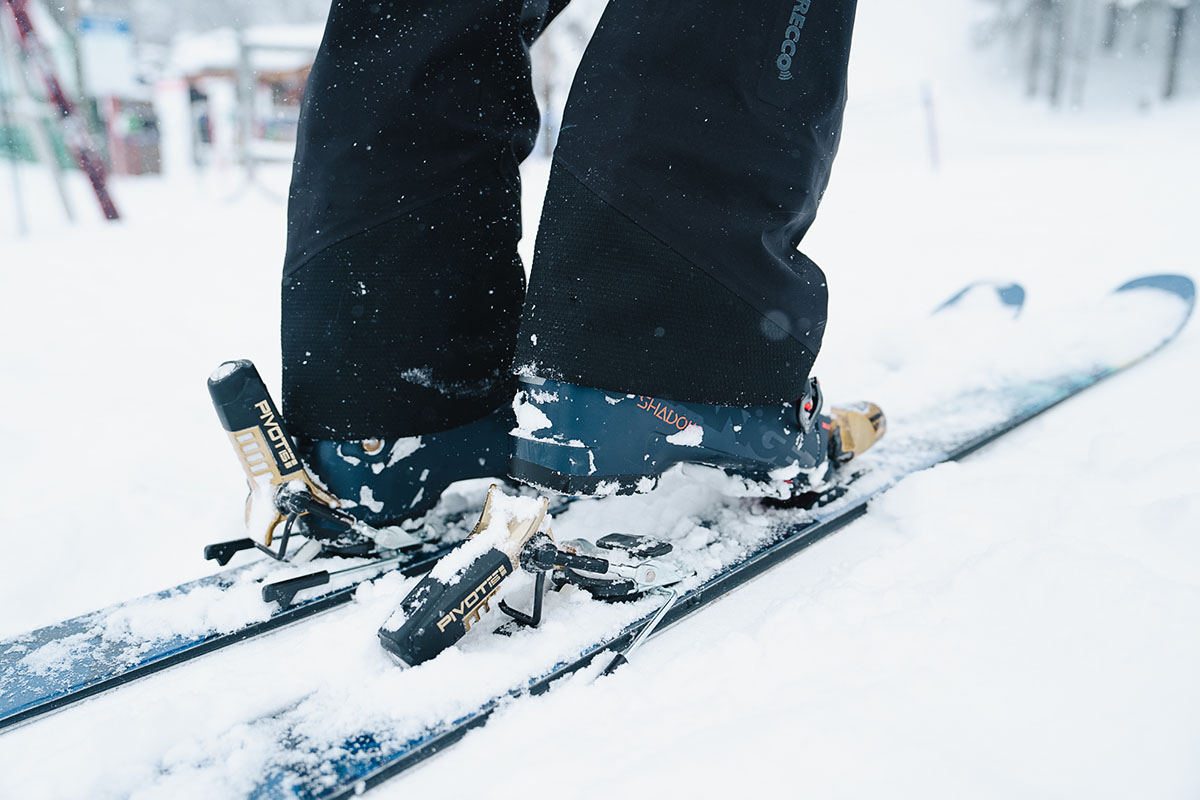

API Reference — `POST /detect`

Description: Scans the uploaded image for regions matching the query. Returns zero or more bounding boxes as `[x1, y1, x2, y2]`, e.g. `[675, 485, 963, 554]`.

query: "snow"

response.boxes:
[666, 423, 703, 447]
[512, 392, 554, 435]
[358, 487, 383, 514]
[15, 632, 94, 677]
[244, 477, 282, 545]
[407, 485, 424, 510]
[528, 388, 558, 404]
[2, 0, 1200, 797]
[386, 437, 423, 467]
[425, 492, 545, 583]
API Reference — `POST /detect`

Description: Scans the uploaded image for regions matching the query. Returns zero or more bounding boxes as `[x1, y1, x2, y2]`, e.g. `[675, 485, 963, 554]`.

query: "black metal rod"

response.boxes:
[498, 572, 546, 627]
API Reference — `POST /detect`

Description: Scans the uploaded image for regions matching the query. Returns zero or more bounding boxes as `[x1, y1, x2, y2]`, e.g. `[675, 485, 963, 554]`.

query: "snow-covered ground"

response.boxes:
[2, 0, 1199, 797]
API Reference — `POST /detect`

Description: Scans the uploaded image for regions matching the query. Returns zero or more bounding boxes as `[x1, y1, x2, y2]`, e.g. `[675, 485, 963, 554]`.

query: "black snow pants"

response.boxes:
[281, 0, 858, 440]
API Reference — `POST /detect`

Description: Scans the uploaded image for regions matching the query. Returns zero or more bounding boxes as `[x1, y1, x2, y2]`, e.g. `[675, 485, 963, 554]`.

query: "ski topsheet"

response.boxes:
[132, 274, 1188, 799]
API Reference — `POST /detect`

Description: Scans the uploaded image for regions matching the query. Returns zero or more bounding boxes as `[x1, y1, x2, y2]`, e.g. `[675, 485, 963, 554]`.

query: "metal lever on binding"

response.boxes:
[261, 553, 412, 607]
[520, 534, 612, 574]
[497, 534, 619, 629]
[601, 587, 680, 676]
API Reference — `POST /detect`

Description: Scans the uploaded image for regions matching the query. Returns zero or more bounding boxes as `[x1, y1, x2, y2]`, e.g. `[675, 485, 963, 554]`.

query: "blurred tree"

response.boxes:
[975, 0, 1198, 106]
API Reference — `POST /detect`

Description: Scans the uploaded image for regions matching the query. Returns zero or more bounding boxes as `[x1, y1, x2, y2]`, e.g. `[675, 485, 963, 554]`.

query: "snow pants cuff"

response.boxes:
[514, 163, 820, 407]
[281, 179, 525, 440]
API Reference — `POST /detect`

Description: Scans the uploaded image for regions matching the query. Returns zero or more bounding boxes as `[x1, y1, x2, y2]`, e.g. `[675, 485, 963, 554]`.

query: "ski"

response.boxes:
[0, 281, 1022, 736]
[170, 275, 1189, 799]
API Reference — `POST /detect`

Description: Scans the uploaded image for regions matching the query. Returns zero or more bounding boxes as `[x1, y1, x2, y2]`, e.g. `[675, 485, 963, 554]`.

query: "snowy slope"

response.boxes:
[1, 0, 1199, 797]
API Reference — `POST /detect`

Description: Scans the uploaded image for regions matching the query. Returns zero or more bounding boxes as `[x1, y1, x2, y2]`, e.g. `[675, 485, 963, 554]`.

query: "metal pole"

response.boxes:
[1069, 0, 1097, 109]
[0, 6, 73, 222]
[600, 588, 681, 676]
[1027, 0, 1049, 98]
[1164, 4, 1188, 100]
[0, 14, 28, 235]
[3, 0, 117, 220]
[1101, 0, 1119, 49]
[234, 23, 255, 185]
[1048, 0, 1070, 106]
[921, 82, 940, 172]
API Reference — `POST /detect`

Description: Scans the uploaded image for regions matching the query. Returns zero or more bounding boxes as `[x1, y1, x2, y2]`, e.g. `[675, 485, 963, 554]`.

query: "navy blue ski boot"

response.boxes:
[508, 377, 884, 497]
[294, 404, 515, 553]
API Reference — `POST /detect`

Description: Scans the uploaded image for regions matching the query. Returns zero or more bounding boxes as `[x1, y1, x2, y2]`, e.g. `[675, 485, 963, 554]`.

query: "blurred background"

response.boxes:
[0, 0, 1198, 634]
[0, 0, 1196, 231]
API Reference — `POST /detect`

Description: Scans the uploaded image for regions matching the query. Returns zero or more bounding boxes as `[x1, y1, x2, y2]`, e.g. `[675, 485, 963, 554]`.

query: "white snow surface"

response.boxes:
[2, 1, 1200, 797]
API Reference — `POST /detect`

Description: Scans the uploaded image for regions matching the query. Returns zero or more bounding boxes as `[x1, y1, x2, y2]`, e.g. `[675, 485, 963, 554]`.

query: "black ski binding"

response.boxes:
[496, 533, 611, 630]
[549, 568, 641, 601]
[202, 483, 328, 564]
[594, 533, 673, 560]
[497, 572, 547, 629]
[765, 468, 866, 512]
[204, 538, 258, 566]
[261, 570, 332, 607]
[204, 481, 429, 566]
[497, 533, 687, 634]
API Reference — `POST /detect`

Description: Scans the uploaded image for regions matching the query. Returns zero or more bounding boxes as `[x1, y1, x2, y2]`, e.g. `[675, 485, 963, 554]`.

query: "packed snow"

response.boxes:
[512, 392, 554, 435]
[2, 0, 1199, 798]
[666, 423, 704, 447]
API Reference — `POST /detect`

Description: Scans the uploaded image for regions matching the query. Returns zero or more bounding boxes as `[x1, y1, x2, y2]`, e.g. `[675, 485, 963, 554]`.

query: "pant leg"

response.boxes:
[516, 0, 858, 407]
[282, 0, 567, 440]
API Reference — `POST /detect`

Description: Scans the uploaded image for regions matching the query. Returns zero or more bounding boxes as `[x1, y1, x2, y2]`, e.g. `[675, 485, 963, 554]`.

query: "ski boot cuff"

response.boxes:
[281, 178, 526, 441]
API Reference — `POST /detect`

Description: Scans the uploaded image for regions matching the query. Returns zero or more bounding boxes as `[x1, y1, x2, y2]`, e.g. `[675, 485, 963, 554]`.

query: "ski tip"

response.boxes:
[1113, 275, 1195, 355]
[995, 283, 1027, 314]
[933, 281, 1025, 317]
[1115, 274, 1196, 311]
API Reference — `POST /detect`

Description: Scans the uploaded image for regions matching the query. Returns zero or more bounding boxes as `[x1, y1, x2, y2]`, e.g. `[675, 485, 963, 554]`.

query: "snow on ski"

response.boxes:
[135, 275, 1190, 799]
[0, 518, 463, 733]
[0, 489, 582, 733]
